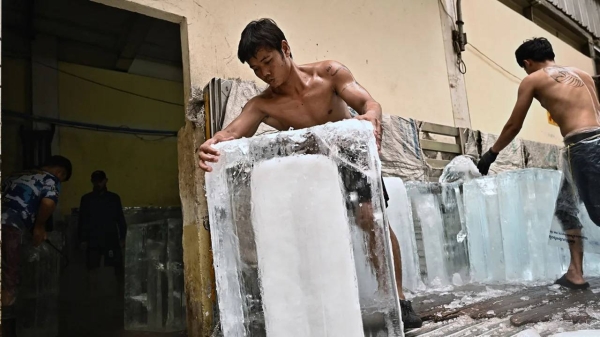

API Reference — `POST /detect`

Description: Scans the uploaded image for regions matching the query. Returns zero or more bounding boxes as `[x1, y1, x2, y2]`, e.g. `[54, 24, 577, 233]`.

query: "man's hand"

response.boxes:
[33, 225, 47, 247]
[198, 134, 235, 172]
[477, 148, 499, 175]
[354, 114, 382, 151]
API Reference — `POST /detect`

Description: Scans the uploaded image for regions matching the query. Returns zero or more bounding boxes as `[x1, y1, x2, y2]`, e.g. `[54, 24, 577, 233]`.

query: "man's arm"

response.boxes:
[327, 62, 383, 149]
[198, 98, 269, 172]
[33, 198, 56, 247]
[491, 76, 535, 153]
[478, 76, 535, 175]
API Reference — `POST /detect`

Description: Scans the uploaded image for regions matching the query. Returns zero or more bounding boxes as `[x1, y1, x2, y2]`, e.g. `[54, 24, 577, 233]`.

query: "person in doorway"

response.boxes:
[78, 170, 127, 290]
[477, 37, 600, 290]
[197, 18, 422, 329]
[1, 155, 72, 333]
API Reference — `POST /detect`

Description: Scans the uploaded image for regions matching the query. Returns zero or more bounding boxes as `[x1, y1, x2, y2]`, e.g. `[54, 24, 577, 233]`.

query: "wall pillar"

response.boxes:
[438, 0, 472, 128]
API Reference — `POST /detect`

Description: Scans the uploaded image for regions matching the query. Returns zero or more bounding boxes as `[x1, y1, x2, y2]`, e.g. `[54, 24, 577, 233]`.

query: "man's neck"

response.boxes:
[272, 63, 307, 96]
[536, 61, 557, 72]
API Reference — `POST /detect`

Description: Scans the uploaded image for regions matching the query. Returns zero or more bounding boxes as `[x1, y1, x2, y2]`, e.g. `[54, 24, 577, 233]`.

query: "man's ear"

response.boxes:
[281, 40, 291, 58]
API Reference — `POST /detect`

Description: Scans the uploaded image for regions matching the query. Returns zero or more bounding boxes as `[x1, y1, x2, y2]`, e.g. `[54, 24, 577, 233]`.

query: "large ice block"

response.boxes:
[405, 182, 469, 287]
[16, 231, 63, 337]
[252, 155, 363, 337]
[205, 120, 403, 336]
[124, 218, 186, 332]
[463, 176, 505, 282]
[382, 177, 424, 292]
[464, 169, 565, 283]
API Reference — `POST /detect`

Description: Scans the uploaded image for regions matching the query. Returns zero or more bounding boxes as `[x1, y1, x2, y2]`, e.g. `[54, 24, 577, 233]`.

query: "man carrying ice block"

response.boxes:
[197, 18, 422, 329]
[477, 38, 600, 290]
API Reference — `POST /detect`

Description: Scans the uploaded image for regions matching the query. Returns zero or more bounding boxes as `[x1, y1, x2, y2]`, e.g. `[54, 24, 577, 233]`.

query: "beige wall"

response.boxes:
[57, 62, 184, 215]
[95, 0, 454, 126]
[462, 0, 595, 145]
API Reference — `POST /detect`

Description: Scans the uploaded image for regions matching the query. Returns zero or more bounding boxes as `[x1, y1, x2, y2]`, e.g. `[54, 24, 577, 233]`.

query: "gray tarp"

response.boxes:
[477, 132, 526, 174]
[380, 115, 429, 181]
[522, 140, 560, 169]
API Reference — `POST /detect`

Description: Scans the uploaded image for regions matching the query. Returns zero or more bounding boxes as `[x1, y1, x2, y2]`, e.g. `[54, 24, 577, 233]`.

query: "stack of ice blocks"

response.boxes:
[404, 181, 469, 287]
[17, 231, 63, 337]
[464, 169, 568, 283]
[382, 177, 424, 292]
[205, 120, 403, 336]
[124, 218, 186, 332]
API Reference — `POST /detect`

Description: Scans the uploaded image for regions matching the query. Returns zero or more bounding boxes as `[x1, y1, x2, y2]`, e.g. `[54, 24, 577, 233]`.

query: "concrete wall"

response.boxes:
[2, 57, 30, 175]
[57, 62, 184, 214]
[462, 0, 595, 145]
[1, 60, 184, 214]
[95, 0, 455, 126]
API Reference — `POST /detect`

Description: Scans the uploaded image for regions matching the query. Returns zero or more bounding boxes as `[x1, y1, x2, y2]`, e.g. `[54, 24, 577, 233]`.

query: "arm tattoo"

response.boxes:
[340, 81, 362, 95]
[544, 67, 584, 87]
[327, 64, 349, 76]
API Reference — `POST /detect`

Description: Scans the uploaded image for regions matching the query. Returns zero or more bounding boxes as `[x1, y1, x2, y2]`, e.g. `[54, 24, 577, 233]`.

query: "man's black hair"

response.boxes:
[43, 155, 72, 181]
[238, 18, 291, 64]
[515, 37, 555, 68]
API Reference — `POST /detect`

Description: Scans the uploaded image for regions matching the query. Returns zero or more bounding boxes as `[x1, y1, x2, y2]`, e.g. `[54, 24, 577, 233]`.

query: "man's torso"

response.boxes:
[81, 191, 123, 246]
[254, 61, 353, 130]
[533, 66, 600, 137]
[1, 170, 60, 230]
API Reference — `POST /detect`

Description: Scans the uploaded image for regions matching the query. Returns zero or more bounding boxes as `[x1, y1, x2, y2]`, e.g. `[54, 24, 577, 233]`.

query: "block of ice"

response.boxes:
[124, 218, 186, 332]
[252, 155, 363, 337]
[405, 181, 469, 287]
[464, 176, 505, 282]
[382, 177, 424, 292]
[16, 231, 63, 337]
[205, 119, 403, 336]
[464, 169, 563, 283]
[438, 155, 481, 183]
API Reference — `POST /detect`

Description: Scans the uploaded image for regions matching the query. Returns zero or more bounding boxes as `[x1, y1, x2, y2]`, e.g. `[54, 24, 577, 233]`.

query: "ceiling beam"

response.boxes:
[114, 13, 154, 72]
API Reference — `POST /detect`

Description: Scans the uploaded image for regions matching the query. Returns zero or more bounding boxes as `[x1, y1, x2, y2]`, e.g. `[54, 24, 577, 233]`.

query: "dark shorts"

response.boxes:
[339, 166, 389, 208]
[556, 128, 600, 229]
[1, 226, 23, 303]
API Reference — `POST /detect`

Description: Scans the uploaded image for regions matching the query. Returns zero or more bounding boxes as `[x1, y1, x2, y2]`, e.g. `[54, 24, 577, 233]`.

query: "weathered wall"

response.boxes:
[95, 0, 455, 125]
[1, 60, 184, 213]
[2, 57, 30, 176]
[462, 0, 595, 146]
[57, 62, 184, 214]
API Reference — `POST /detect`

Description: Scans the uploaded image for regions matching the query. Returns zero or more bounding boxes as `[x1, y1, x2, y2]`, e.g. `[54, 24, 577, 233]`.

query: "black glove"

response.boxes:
[477, 148, 499, 175]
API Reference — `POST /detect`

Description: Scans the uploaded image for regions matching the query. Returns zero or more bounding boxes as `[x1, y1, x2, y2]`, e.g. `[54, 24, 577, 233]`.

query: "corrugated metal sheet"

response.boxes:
[548, 0, 600, 39]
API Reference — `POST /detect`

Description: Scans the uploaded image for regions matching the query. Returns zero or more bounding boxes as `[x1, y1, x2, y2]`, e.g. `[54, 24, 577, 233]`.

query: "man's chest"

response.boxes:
[266, 88, 347, 129]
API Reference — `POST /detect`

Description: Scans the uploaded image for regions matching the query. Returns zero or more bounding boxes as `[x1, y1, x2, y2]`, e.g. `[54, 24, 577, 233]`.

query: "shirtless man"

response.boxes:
[198, 18, 422, 329]
[477, 38, 600, 289]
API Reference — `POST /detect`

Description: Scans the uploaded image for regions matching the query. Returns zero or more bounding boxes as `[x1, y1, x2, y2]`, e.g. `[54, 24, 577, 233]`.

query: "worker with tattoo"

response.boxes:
[198, 18, 422, 329]
[477, 37, 600, 290]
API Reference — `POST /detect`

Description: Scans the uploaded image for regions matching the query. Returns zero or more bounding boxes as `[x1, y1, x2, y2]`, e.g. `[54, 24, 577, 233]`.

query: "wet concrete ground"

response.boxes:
[406, 279, 600, 336]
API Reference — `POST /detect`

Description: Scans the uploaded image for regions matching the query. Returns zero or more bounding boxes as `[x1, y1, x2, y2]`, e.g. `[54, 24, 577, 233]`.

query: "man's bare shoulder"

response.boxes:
[244, 91, 272, 111]
[299, 60, 348, 78]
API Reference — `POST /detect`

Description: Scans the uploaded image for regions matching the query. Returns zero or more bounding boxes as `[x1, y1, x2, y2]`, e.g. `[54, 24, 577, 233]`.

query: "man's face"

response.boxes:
[247, 44, 291, 88]
[92, 178, 107, 191]
[56, 168, 68, 183]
